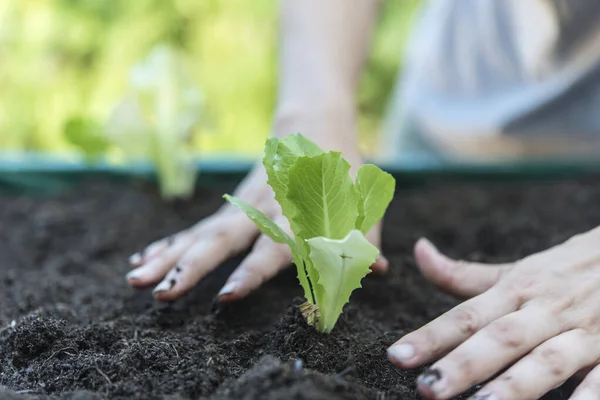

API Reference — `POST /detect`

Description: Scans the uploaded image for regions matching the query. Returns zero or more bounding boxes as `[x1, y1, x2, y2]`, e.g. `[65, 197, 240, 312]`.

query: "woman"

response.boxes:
[125, 1, 600, 398]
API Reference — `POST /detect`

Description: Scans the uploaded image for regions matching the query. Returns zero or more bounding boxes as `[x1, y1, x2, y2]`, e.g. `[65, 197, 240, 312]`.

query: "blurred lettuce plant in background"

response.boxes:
[0, 0, 421, 197]
[105, 44, 203, 199]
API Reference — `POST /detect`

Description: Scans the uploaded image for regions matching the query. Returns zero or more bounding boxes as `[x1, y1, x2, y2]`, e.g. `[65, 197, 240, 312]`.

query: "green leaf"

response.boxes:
[64, 116, 110, 163]
[222, 194, 314, 302]
[262, 134, 323, 222]
[260, 134, 327, 305]
[355, 164, 396, 234]
[278, 133, 324, 158]
[308, 229, 379, 333]
[286, 151, 359, 240]
[223, 194, 295, 248]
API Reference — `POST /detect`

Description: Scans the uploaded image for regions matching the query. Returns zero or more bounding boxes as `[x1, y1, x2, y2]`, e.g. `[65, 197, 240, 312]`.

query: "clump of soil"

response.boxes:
[1, 176, 597, 399]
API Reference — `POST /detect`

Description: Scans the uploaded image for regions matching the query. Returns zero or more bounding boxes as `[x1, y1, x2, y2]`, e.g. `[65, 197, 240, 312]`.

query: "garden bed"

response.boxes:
[1, 176, 597, 399]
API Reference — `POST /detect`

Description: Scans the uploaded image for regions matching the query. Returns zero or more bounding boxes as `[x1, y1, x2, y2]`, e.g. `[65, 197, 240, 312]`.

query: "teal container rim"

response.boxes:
[2, 151, 600, 196]
[2, 151, 600, 176]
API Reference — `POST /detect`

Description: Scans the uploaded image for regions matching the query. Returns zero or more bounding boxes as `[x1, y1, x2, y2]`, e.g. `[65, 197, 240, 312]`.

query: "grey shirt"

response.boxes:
[383, 0, 600, 161]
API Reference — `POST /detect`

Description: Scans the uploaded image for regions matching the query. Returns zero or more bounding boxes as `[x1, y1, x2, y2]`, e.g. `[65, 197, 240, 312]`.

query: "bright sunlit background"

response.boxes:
[0, 0, 421, 163]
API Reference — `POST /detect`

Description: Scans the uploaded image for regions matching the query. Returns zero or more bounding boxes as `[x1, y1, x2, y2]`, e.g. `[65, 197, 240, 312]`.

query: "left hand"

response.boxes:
[387, 227, 600, 400]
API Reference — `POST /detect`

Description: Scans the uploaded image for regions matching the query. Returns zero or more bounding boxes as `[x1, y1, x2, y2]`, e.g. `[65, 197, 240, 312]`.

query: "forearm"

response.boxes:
[274, 0, 382, 147]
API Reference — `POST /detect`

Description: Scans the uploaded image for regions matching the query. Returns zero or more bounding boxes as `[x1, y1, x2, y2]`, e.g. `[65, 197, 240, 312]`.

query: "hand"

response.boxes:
[125, 134, 388, 303]
[387, 227, 600, 400]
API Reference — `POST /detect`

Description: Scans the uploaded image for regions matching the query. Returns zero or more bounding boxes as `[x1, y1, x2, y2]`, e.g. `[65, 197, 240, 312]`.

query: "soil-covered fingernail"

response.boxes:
[153, 279, 174, 294]
[218, 282, 237, 297]
[387, 343, 415, 364]
[416, 368, 445, 397]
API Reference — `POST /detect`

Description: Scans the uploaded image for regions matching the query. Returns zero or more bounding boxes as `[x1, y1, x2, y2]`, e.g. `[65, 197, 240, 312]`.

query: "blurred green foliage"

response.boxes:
[0, 0, 421, 159]
[63, 116, 109, 162]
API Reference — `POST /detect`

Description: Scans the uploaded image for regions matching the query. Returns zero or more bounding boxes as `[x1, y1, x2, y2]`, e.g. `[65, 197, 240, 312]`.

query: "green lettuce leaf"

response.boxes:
[223, 194, 296, 249]
[261, 134, 324, 302]
[355, 164, 396, 234]
[262, 133, 323, 222]
[307, 229, 379, 333]
[286, 151, 359, 240]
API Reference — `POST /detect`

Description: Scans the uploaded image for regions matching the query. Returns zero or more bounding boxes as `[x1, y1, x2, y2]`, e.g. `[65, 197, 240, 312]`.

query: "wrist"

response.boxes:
[272, 102, 363, 174]
[273, 101, 358, 148]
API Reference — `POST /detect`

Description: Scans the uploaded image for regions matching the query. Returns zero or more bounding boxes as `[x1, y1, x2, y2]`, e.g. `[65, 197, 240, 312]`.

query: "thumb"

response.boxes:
[414, 237, 513, 298]
[366, 220, 388, 275]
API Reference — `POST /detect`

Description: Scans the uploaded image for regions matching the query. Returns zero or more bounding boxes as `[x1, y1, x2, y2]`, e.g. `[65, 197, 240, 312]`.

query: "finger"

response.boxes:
[128, 234, 177, 267]
[366, 221, 388, 274]
[414, 237, 513, 298]
[218, 215, 293, 301]
[127, 213, 258, 291]
[218, 236, 293, 302]
[153, 233, 240, 301]
[371, 254, 389, 274]
[415, 305, 562, 400]
[387, 285, 518, 369]
[126, 234, 197, 288]
[218, 216, 294, 301]
[471, 329, 597, 400]
[571, 364, 600, 400]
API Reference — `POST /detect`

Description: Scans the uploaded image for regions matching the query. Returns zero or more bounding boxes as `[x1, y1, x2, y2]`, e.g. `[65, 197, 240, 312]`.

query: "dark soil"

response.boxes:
[1, 176, 598, 399]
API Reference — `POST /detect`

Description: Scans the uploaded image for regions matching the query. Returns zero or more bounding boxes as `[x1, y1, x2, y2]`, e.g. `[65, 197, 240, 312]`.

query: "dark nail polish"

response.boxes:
[417, 367, 442, 388]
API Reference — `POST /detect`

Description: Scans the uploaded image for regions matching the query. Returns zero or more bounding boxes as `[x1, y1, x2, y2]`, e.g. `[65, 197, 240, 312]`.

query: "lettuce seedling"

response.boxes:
[105, 44, 204, 200]
[223, 134, 395, 333]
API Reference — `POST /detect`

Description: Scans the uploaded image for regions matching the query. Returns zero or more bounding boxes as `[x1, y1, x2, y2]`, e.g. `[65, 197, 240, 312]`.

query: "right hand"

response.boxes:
[126, 130, 389, 303]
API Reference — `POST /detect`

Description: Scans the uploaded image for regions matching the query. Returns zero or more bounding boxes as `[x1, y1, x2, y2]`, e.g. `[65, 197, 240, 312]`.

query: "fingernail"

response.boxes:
[126, 269, 143, 281]
[469, 393, 496, 400]
[417, 237, 437, 254]
[416, 368, 446, 397]
[129, 253, 143, 265]
[218, 281, 237, 297]
[377, 254, 389, 264]
[416, 238, 449, 269]
[153, 278, 176, 294]
[387, 343, 415, 364]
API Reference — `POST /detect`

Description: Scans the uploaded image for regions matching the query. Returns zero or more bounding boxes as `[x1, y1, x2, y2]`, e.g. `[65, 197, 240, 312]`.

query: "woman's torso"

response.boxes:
[390, 0, 600, 160]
